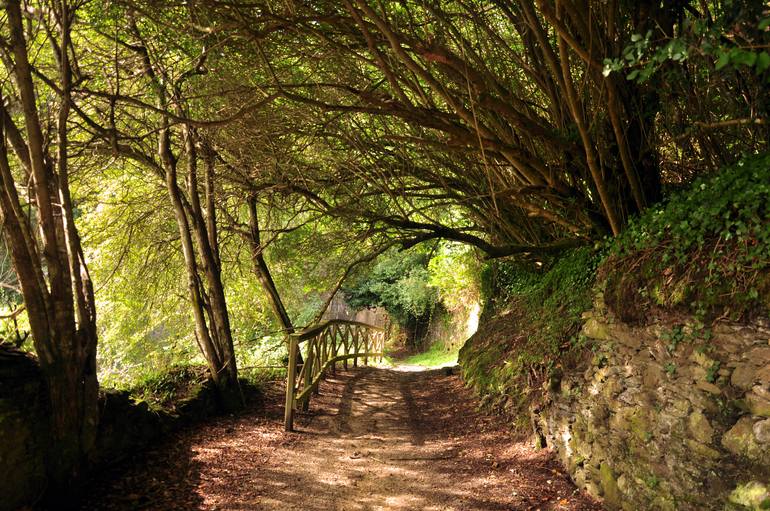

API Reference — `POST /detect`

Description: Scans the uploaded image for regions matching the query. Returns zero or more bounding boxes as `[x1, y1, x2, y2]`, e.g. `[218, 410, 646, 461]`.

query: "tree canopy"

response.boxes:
[0, 0, 767, 503]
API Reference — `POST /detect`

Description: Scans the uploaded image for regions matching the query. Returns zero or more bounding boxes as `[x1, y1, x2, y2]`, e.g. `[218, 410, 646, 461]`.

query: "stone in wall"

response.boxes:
[0, 349, 222, 511]
[534, 301, 770, 511]
[0, 344, 48, 511]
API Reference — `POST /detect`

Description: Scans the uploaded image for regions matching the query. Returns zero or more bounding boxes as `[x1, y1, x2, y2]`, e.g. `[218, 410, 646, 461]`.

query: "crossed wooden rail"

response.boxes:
[284, 319, 386, 431]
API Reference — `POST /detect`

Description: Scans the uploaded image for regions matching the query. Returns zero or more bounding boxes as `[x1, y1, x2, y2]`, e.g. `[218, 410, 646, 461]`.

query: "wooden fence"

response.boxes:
[284, 319, 386, 431]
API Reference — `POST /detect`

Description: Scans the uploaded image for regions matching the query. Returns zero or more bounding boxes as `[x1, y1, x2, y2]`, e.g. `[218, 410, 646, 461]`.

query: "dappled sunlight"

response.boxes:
[466, 302, 481, 338]
[192, 368, 601, 510]
[391, 363, 456, 372]
[81, 368, 601, 511]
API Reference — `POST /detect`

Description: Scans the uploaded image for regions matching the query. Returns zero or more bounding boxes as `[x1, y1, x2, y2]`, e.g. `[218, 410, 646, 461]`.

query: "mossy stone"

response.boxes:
[629, 410, 651, 441]
[684, 438, 721, 460]
[599, 462, 622, 508]
[746, 389, 770, 418]
[651, 495, 678, 511]
[754, 419, 770, 444]
[690, 351, 716, 368]
[728, 481, 770, 510]
[688, 410, 715, 444]
[696, 380, 722, 395]
[722, 417, 765, 462]
[583, 318, 612, 341]
[732, 364, 758, 390]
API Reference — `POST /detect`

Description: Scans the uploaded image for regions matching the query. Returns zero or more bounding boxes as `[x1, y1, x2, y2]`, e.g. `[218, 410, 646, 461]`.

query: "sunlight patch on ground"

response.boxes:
[399, 341, 459, 368]
[392, 362, 459, 373]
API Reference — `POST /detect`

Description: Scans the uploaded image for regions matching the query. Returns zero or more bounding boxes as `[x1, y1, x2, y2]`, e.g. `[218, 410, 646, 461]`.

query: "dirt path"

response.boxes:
[79, 367, 603, 511]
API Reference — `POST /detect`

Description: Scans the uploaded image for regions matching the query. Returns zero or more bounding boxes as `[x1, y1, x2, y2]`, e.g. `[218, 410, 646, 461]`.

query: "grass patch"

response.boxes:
[127, 364, 209, 411]
[402, 341, 459, 367]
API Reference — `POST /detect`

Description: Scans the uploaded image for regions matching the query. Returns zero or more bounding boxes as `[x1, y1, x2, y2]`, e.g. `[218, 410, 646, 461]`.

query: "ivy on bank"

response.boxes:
[604, 152, 770, 322]
[462, 152, 770, 423]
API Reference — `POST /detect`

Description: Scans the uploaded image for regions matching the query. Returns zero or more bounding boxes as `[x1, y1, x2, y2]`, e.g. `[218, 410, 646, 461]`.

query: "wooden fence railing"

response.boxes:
[284, 319, 386, 431]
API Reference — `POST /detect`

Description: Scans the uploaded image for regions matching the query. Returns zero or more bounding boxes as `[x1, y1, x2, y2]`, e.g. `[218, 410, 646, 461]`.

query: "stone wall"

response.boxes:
[0, 345, 221, 511]
[90, 382, 219, 468]
[534, 296, 770, 510]
[0, 346, 48, 510]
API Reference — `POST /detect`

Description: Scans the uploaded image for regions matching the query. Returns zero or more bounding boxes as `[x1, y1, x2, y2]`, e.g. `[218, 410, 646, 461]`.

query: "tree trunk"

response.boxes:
[246, 196, 294, 335]
[0, 1, 100, 503]
[245, 196, 304, 367]
[183, 129, 242, 410]
[159, 126, 242, 410]
[43, 338, 99, 500]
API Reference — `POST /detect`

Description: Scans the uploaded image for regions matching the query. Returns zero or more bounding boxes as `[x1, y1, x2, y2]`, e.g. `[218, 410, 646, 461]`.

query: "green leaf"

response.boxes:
[744, 51, 758, 67]
[626, 69, 639, 80]
[715, 52, 730, 70]
[759, 17, 770, 31]
[732, 49, 757, 67]
[756, 52, 770, 75]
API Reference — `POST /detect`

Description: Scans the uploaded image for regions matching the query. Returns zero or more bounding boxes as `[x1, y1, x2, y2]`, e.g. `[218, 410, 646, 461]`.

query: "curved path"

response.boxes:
[80, 367, 602, 510]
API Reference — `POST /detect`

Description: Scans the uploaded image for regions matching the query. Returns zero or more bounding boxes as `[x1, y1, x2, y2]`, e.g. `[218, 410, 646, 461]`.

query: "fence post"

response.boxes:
[353, 328, 359, 368]
[313, 336, 322, 396]
[321, 331, 327, 370]
[330, 324, 337, 375]
[284, 334, 299, 431]
[364, 329, 369, 365]
[302, 339, 314, 411]
[343, 324, 349, 370]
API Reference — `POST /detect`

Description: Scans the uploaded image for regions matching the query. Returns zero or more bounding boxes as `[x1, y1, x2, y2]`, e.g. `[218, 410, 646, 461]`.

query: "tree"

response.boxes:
[197, 0, 767, 255]
[0, 0, 98, 497]
[81, 6, 247, 408]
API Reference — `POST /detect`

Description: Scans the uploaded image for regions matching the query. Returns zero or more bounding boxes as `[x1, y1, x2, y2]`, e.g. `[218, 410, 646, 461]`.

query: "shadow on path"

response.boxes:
[77, 367, 604, 511]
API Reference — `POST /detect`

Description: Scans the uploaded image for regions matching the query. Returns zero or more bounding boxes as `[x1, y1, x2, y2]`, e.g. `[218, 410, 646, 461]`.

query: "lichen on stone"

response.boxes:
[728, 481, 770, 510]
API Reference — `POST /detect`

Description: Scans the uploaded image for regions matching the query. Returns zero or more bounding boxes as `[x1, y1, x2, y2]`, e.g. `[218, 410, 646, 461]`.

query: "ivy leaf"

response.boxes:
[732, 49, 757, 67]
[715, 52, 730, 70]
[756, 52, 770, 75]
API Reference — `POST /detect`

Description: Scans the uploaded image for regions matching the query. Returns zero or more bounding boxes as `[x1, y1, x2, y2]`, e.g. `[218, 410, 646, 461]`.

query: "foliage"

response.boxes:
[427, 243, 482, 312]
[602, 3, 769, 176]
[0, 246, 27, 348]
[344, 242, 482, 353]
[79, 168, 202, 385]
[498, 248, 600, 359]
[0, 0, 768, 461]
[604, 11, 770, 83]
[603, 152, 770, 322]
[460, 247, 600, 421]
[344, 249, 438, 326]
[237, 335, 288, 370]
[125, 365, 209, 412]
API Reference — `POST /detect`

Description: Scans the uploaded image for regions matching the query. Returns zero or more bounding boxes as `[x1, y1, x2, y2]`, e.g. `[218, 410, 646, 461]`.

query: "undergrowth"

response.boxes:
[460, 247, 599, 424]
[125, 364, 268, 412]
[603, 152, 770, 323]
[461, 152, 770, 429]
[127, 364, 209, 411]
